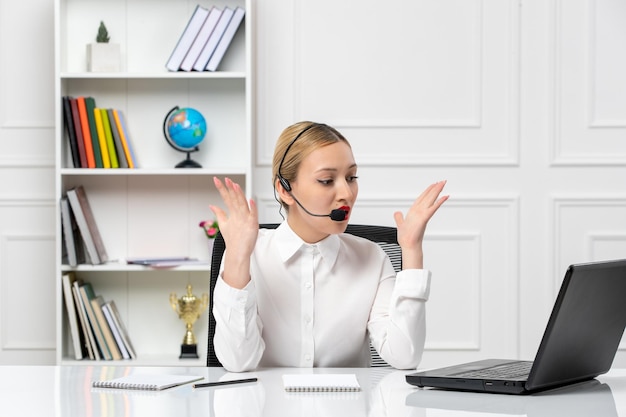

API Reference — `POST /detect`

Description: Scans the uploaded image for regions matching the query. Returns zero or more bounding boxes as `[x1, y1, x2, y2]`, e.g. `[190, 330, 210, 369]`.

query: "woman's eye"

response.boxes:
[318, 179, 333, 185]
[348, 176, 359, 182]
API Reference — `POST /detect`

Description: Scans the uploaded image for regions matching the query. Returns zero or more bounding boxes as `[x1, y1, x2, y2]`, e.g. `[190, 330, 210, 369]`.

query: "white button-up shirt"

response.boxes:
[213, 222, 431, 372]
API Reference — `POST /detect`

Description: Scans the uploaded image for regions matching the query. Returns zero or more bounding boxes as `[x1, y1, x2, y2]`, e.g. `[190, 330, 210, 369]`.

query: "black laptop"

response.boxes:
[406, 259, 626, 394]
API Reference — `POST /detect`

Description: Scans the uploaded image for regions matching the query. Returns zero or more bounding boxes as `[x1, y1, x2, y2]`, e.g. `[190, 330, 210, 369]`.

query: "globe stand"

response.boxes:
[176, 151, 202, 168]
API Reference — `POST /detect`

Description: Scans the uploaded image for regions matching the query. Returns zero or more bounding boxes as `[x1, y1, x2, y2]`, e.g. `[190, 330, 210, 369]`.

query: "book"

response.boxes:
[60, 197, 85, 267]
[165, 5, 211, 71]
[205, 6, 245, 72]
[100, 108, 119, 168]
[180, 6, 222, 71]
[85, 97, 103, 168]
[112, 109, 135, 168]
[93, 107, 111, 168]
[72, 279, 98, 360]
[61, 272, 85, 360]
[92, 374, 203, 390]
[91, 296, 123, 360]
[62, 96, 80, 168]
[281, 374, 361, 392]
[76, 97, 96, 168]
[107, 108, 128, 168]
[70, 98, 88, 168]
[102, 300, 136, 359]
[66, 185, 108, 264]
[115, 110, 138, 168]
[79, 282, 112, 360]
[193, 7, 234, 71]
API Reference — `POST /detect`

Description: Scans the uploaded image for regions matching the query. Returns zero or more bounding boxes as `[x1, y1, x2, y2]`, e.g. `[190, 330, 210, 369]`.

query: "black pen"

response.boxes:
[193, 377, 258, 388]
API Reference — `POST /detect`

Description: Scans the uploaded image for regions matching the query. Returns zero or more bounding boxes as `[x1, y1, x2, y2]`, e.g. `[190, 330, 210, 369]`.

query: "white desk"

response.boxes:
[0, 365, 625, 416]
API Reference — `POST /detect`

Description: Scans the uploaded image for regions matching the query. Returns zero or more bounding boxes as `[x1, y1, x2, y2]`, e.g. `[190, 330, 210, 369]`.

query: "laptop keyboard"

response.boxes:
[452, 361, 533, 380]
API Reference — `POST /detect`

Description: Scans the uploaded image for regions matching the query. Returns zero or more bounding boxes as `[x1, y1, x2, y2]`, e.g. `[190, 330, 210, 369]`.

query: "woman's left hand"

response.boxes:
[394, 180, 448, 268]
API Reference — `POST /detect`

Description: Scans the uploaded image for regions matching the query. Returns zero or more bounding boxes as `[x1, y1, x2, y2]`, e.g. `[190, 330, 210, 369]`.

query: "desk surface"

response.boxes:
[0, 365, 625, 416]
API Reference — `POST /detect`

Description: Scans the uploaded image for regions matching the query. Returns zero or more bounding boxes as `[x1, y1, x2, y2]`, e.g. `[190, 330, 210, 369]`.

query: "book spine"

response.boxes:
[74, 185, 108, 263]
[111, 109, 133, 168]
[66, 188, 101, 264]
[180, 6, 221, 71]
[165, 5, 210, 71]
[107, 108, 128, 168]
[76, 97, 96, 168]
[101, 303, 131, 359]
[60, 197, 78, 267]
[85, 97, 103, 168]
[70, 98, 88, 168]
[100, 109, 119, 168]
[206, 7, 245, 72]
[62, 272, 84, 360]
[79, 283, 112, 360]
[72, 280, 97, 360]
[193, 7, 234, 71]
[106, 300, 136, 359]
[62, 96, 80, 168]
[91, 297, 123, 360]
[115, 110, 138, 168]
[93, 108, 111, 168]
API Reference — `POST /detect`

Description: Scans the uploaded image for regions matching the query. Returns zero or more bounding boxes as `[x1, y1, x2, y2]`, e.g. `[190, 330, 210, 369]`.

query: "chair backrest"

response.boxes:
[207, 223, 400, 367]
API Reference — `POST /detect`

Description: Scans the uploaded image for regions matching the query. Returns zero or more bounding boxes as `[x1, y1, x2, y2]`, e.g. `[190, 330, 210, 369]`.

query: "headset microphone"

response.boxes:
[290, 194, 348, 222]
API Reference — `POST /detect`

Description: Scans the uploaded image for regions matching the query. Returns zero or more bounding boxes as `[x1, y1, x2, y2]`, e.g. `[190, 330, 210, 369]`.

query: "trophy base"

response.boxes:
[179, 344, 199, 359]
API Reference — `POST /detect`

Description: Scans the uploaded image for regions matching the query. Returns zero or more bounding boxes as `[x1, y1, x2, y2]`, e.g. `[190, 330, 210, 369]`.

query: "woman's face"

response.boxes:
[286, 141, 358, 243]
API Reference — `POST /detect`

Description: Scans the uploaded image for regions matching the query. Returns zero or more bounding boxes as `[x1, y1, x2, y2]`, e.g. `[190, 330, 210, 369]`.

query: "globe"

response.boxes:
[163, 106, 207, 168]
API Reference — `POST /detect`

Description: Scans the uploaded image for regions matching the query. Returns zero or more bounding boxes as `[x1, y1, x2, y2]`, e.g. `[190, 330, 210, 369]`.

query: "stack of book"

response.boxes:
[61, 185, 108, 266]
[166, 4, 245, 72]
[62, 272, 136, 361]
[62, 96, 137, 169]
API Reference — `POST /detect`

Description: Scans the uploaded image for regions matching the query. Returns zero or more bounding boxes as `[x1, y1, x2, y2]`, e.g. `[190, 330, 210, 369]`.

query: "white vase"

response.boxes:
[207, 239, 215, 260]
[86, 43, 121, 72]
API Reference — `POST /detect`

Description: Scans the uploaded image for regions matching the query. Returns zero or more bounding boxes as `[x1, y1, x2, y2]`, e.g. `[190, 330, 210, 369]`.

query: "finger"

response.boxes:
[393, 211, 404, 228]
[215, 177, 249, 215]
[420, 180, 447, 205]
[249, 198, 258, 221]
[209, 204, 227, 225]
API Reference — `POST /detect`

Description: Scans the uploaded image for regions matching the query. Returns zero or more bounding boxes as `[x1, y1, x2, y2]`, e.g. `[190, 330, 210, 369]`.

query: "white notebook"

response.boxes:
[92, 374, 203, 391]
[282, 374, 361, 392]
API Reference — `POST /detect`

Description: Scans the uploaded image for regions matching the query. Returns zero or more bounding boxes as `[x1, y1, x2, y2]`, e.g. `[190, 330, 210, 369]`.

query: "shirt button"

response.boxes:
[304, 315, 311, 324]
[304, 354, 312, 361]
[304, 282, 312, 290]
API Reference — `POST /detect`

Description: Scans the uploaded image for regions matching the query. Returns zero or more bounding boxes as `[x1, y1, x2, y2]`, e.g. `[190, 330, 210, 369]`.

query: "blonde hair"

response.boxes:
[272, 121, 350, 209]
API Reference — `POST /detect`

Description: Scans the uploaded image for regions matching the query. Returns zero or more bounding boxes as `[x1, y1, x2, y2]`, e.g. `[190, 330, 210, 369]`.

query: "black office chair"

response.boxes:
[207, 223, 401, 367]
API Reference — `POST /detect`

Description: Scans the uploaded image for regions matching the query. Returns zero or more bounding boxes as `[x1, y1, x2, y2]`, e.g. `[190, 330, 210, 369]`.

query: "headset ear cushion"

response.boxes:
[279, 176, 291, 192]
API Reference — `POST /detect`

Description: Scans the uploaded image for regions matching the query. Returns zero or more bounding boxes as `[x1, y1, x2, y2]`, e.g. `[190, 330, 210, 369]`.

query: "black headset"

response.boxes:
[277, 122, 320, 192]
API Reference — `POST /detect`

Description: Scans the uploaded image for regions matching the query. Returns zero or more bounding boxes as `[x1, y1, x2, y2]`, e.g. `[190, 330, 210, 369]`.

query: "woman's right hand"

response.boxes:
[210, 177, 259, 288]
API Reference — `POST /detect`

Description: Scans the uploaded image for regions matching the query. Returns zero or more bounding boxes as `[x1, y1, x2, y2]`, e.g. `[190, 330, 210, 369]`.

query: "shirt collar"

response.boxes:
[275, 222, 340, 267]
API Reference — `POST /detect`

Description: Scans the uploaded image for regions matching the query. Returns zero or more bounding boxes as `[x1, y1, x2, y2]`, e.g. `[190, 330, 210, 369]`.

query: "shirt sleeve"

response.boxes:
[212, 275, 265, 372]
[368, 268, 431, 370]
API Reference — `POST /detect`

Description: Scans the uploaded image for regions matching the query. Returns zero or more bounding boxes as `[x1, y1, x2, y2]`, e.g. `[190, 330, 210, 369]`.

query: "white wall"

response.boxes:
[0, 0, 624, 367]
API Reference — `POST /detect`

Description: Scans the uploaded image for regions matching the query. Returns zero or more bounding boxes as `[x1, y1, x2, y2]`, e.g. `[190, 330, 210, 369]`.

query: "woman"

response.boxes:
[210, 122, 448, 372]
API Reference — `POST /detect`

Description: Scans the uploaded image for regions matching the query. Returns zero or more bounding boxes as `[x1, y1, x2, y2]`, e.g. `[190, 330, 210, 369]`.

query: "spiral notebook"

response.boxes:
[282, 374, 361, 392]
[92, 374, 203, 391]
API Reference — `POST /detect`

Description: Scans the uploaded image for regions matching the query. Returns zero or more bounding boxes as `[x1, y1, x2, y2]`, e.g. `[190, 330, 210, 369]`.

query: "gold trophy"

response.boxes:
[170, 284, 208, 359]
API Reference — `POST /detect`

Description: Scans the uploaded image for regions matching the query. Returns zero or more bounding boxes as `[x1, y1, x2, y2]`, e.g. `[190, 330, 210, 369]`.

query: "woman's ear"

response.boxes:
[275, 178, 294, 206]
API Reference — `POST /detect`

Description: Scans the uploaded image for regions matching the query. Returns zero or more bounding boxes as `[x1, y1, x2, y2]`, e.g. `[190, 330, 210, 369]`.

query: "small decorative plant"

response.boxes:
[199, 220, 219, 239]
[87, 20, 120, 72]
[96, 21, 110, 43]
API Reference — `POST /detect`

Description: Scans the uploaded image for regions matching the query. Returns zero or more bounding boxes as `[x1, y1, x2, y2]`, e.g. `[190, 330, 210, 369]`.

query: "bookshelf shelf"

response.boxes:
[61, 263, 211, 273]
[60, 71, 247, 80]
[60, 167, 248, 176]
[54, 0, 252, 366]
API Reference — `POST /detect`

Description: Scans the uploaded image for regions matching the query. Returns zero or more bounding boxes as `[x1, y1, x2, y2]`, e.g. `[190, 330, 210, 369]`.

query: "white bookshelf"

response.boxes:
[54, 0, 252, 365]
